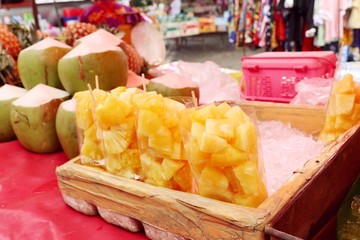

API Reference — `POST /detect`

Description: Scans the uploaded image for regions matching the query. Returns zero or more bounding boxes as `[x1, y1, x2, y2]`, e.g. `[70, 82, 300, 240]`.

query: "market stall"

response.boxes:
[2, 2, 360, 239]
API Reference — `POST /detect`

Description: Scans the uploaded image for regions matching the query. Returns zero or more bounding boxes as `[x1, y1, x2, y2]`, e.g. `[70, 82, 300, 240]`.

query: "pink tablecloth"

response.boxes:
[0, 140, 148, 240]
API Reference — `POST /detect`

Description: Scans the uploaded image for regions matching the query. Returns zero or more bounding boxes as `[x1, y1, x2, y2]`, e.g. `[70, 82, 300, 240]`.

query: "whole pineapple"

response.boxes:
[62, 23, 98, 46]
[0, 28, 22, 59]
[0, 44, 21, 86]
[119, 41, 145, 75]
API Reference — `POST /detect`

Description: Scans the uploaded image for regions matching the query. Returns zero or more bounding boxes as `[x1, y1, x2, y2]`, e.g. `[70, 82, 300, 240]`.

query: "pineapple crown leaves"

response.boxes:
[0, 44, 22, 87]
[6, 20, 43, 49]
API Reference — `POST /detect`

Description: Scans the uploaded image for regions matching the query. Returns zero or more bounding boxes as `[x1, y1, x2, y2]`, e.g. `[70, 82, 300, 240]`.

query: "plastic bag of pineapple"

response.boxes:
[319, 73, 360, 145]
[180, 101, 268, 207]
[132, 91, 193, 192]
[74, 87, 144, 180]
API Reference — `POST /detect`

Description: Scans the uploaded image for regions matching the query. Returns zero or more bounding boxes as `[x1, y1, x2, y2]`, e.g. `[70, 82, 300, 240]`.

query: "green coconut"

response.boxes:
[0, 85, 28, 142]
[10, 84, 70, 153]
[55, 98, 79, 160]
[17, 37, 72, 90]
[58, 41, 128, 95]
[73, 29, 121, 47]
[146, 72, 200, 99]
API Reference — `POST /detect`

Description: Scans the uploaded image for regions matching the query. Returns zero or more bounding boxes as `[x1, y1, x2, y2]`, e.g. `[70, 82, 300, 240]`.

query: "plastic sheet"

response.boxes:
[0, 140, 148, 240]
[290, 77, 333, 106]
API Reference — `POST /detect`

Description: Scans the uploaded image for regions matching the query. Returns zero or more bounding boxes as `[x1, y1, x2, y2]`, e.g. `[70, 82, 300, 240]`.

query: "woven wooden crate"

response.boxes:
[56, 102, 351, 239]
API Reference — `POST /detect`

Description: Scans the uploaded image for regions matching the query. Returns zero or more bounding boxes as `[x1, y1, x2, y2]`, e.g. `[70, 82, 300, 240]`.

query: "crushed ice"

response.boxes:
[258, 121, 324, 195]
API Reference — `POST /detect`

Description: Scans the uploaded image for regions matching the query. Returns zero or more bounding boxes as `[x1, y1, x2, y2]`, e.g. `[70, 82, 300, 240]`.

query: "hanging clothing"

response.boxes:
[318, 0, 348, 43]
[349, 0, 360, 29]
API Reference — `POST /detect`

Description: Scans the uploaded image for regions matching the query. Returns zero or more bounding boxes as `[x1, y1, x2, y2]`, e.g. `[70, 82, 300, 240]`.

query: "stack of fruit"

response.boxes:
[320, 74, 360, 144]
[181, 102, 268, 207]
[75, 86, 144, 178]
[134, 92, 192, 192]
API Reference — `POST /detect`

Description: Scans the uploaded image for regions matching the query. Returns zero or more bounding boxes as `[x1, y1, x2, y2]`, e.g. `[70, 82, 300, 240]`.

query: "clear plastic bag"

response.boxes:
[290, 77, 333, 106]
[181, 101, 268, 207]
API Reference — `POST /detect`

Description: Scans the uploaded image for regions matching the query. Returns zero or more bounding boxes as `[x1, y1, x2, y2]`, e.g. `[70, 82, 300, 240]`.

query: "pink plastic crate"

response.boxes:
[241, 51, 337, 103]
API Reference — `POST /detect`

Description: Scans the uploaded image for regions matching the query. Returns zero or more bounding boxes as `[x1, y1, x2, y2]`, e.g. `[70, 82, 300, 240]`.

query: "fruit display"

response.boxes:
[181, 102, 268, 207]
[58, 41, 128, 95]
[320, 73, 360, 144]
[146, 72, 200, 99]
[10, 84, 70, 153]
[73, 86, 267, 205]
[0, 84, 27, 142]
[56, 99, 79, 160]
[17, 38, 72, 90]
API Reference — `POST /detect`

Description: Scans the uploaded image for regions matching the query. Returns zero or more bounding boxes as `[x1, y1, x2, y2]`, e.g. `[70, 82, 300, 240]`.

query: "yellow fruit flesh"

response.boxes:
[135, 95, 192, 191]
[183, 103, 267, 206]
[320, 74, 360, 144]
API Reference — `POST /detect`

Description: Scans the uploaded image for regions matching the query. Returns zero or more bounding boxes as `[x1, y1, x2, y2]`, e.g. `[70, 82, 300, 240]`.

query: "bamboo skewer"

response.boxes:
[95, 75, 100, 90]
[141, 74, 147, 92]
[191, 91, 198, 110]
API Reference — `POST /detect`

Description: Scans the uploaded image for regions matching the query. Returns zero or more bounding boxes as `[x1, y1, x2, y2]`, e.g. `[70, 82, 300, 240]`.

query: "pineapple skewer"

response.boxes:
[86, 81, 107, 167]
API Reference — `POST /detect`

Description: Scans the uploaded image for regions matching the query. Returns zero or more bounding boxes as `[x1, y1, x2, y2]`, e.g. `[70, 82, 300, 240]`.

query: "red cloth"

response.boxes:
[0, 140, 148, 240]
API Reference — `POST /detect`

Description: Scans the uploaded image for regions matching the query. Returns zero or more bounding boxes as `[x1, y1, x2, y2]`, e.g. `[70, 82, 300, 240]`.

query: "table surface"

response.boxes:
[0, 140, 148, 240]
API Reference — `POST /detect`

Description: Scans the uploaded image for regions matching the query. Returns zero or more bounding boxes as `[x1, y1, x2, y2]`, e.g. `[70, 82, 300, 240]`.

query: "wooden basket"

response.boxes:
[56, 102, 353, 239]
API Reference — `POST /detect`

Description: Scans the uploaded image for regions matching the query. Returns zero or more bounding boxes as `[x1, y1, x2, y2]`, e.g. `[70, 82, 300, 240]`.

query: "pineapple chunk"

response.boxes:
[161, 158, 185, 181]
[335, 93, 355, 115]
[162, 98, 186, 128]
[232, 121, 257, 153]
[132, 91, 164, 113]
[350, 103, 360, 121]
[81, 124, 104, 162]
[335, 74, 355, 94]
[102, 118, 135, 154]
[319, 132, 337, 145]
[233, 193, 265, 208]
[322, 115, 336, 133]
[355, 86, 360, 103]
[210, 144, 247, 167]
[198, 132, 227, 153]
[190, 104, 219, 123]
[233, 161, 267, 197]
[74, 89, 108, 129]
[223, 167, 244, 194]
[335, 115, 355, 130]
[106, 150, 141, 177]
[184, 139, 210, 165]
[140, 153, 167, 187]
[137, 109, 165, 137]
[198, 165, 232, 202]
[216, 102, 232, 116]
[205, 119, 235, 139]
[109, 86, 126, 97]
[148, 127, 172, 155]
[173, 163, 193, 192]
[170, 141, 183, 160]
[224, 105, 249, 124]
[170, 125, 183, 142]
[179, 107, 196, 132]
[96, 94, 131, 129]
[81, 140, 104, 162]
[191, 122, 205, 140]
